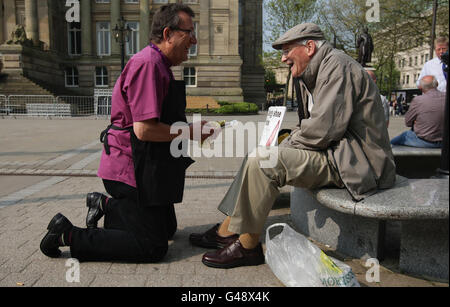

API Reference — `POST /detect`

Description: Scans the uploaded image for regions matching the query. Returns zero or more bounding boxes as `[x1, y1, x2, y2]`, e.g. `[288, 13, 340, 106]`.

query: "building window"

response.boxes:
[124, 0, 139, 3]
[421, 54, 424, 65]
[126, 22, 140, 56]
[97, 22, 111, 56]
[65, 67, 79, 87]
[409, 57, 412, 67]
[183, 0, 198, 3]
[153, 0, 168, 3]
[406, 75, 410, 85]
[425, 54, 429, 62]
[68, 22, 81, 56]
[95, 67, 108, 87]
[188, 22, 198, 57]
[183, 67, 196, 87]
[96, 0, 110, 3]
[414, 56, 418, 66]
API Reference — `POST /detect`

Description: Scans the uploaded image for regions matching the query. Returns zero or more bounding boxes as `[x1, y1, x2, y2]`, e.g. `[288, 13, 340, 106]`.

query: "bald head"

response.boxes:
[419, 75, 438, 93]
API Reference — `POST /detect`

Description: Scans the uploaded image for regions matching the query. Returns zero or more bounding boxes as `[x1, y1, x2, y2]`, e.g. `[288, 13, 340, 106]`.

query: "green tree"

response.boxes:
[264, 0, 318, 45]
[264, 69, 277, 88]
[316, 0, 367, 55]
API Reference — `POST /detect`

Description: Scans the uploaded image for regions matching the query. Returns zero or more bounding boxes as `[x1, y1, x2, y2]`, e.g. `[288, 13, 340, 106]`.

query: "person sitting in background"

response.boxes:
[391, 75, 445, 148]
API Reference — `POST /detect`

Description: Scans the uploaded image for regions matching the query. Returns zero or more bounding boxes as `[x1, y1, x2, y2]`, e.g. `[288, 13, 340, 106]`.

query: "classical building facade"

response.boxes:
[0, 0, 265, 105]
[396, 43, 438, 91]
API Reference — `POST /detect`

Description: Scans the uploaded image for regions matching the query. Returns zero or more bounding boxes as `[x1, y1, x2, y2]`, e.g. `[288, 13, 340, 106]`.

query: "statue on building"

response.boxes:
[7, 25, 32, 46]
[356, 27, 374, 67]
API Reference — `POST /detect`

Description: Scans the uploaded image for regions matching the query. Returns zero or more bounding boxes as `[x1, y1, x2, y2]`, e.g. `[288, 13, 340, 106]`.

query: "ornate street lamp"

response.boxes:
[113, 16, 132, 72]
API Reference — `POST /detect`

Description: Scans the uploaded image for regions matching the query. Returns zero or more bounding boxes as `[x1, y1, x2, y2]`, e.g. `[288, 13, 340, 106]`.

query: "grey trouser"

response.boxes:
[218, 146, 344, 234]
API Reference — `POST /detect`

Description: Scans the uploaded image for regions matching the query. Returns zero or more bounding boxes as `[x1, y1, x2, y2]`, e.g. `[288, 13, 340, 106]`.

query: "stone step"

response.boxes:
[0, 73, 53, 96]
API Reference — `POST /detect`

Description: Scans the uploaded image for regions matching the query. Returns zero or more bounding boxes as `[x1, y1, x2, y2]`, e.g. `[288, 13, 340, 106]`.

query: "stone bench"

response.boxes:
[26, 103, 72, 117]
[391, 145, 442, 178]
[290, 175, 449, 281]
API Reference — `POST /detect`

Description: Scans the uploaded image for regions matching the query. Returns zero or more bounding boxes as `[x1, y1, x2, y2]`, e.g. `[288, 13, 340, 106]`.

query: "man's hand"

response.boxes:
[189, 121, 215, 142]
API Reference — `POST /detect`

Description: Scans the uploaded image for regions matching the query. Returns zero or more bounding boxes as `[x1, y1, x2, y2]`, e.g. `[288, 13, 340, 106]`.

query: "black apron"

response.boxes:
[101, 79, 194, 208]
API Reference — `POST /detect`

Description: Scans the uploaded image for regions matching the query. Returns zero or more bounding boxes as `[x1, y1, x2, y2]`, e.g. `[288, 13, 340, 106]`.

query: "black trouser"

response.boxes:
[70, 180, 177, 263]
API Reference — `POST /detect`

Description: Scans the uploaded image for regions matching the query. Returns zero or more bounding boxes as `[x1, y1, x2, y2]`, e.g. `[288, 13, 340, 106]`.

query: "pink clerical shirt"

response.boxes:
[97, 44, 174, 188]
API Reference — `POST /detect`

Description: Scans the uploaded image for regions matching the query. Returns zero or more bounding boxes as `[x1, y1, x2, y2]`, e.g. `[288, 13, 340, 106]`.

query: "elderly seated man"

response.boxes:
[391, 75, 445, 148]
[189, 23, 396, 269]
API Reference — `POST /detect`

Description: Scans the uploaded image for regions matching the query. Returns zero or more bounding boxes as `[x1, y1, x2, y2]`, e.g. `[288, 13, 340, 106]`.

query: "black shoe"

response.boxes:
[40, 213, 73, 258]
[86, 192, 107, 229]
[189, 224, 239, 249]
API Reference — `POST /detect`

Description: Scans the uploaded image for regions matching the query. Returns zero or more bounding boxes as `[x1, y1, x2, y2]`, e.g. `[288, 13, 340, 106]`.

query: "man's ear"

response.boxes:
[306, 40, 316, 57]
[163, 27, 172, 42]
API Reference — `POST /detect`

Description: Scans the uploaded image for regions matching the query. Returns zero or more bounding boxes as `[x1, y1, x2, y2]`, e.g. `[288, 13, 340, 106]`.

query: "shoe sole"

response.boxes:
[202, 256, 265, 269]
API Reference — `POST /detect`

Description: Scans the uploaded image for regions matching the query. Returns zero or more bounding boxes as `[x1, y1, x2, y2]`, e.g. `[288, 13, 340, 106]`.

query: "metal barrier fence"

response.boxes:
[0, 95, 7, 115]
[57, 96, 95, 116]
[0, 95, 111, 118]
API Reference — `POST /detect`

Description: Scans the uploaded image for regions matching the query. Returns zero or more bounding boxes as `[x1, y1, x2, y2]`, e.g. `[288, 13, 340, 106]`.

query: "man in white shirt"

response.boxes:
[417, 37, 448, 92]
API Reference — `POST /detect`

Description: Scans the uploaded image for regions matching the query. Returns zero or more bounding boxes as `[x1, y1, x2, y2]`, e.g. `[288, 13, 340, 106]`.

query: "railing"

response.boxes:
[0, 95, 8, 115]
[0, 95, 112, 118]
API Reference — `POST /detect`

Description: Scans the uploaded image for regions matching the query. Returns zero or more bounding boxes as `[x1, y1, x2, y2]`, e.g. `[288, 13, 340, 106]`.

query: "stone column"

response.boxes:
[4, 0, 16, 43]
[0, 2, 4, 44]
[25, 0, 39, 46]
[199, 0, 210, 55]
[110, 0, 121, 56]
[229, 0, 239, 56]
[81, 0, 92, 56]
[140, 0, 150, 49]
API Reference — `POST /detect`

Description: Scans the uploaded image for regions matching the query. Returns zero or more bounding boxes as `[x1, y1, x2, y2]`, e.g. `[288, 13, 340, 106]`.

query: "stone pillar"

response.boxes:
[25, 0, 39, 46]
[4, 0, 16, 44]
[229, 0, 239, 56]
[199, 0, 210, 55]
[140, 0, 150, 49]
[240, 0, 265, 106]
[81, 0, 92, 56]
[110, 0, 121, 56]
[0, 2, 4, 44]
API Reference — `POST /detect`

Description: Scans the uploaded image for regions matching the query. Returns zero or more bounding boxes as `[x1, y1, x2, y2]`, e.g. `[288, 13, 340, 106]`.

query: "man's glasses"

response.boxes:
[172, 27, 196, 38]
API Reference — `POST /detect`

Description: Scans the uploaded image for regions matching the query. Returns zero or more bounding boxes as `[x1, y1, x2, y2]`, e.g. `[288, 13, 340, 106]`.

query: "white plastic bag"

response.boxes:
[265, 223, 360, 287]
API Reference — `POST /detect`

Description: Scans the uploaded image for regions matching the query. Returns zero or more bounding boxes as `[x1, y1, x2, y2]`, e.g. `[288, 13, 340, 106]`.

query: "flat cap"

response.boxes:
[272, 23, 325, 50]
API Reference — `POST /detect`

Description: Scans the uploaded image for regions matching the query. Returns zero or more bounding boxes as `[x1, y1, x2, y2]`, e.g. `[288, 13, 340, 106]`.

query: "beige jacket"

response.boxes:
[282, 43, 396, 201]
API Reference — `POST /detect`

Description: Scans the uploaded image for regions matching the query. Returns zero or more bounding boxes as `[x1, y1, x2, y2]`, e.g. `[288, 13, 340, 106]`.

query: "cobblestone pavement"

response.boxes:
[0, 115, 448, 287]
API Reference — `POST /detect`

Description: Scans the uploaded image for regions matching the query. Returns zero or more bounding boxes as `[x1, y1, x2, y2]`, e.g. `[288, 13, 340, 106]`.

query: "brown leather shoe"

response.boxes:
[202, 239, 265, 269]
[189, 223, 239, 249]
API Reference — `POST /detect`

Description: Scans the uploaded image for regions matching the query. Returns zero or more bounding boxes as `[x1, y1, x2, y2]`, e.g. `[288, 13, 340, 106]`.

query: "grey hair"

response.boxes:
[419, 76, 439, 91]
[150, 4, 195, 43]
[295, 39, 326, 49]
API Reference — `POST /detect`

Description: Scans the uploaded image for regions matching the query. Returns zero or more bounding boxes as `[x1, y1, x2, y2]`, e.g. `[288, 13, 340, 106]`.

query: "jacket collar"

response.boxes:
[300, 42, 334, 92]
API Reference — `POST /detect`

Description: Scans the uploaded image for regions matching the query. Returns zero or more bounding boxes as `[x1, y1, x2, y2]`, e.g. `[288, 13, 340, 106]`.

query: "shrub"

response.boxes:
[215, 102, 259, 114]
